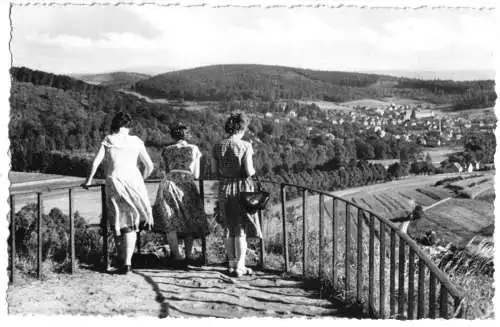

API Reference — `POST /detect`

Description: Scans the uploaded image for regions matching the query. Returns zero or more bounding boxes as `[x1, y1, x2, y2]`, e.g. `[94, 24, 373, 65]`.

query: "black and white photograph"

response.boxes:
[1, 0, 498, 320]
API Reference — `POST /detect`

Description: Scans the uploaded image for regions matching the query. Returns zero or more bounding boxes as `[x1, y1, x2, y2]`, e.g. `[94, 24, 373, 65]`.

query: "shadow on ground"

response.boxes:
[134, 263, 369, 319]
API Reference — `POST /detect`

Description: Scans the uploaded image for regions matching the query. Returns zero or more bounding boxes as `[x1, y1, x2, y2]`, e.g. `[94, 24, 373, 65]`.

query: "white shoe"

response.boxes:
[235, 267, 254, 278]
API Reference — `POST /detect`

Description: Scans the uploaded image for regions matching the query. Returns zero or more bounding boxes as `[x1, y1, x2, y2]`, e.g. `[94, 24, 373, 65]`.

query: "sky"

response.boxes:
[9, 4, 498, 79]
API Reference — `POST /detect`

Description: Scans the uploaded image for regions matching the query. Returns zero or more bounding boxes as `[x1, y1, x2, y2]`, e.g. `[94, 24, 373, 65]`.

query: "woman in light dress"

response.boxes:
[213, 112, 262, 277]
[83, 112, 154, 274]
[153, 123, 209, 266]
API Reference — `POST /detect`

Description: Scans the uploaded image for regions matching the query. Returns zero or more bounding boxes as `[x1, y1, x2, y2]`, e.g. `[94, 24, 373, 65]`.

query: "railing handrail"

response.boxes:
[9, 179, 104, 195]
[8, 176, 463, 315]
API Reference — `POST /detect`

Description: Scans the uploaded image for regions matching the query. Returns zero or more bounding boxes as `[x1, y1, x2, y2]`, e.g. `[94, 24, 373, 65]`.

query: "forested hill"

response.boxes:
[134, 64, 496, 108]
[135, 64, 393, 102]
[9, 66, 224, 177]
[72, 71, 150, 89]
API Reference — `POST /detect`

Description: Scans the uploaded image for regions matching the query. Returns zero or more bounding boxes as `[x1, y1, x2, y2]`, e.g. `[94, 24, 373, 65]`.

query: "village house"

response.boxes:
[324, 133, 335, 141]
[452, 162, 464, 173]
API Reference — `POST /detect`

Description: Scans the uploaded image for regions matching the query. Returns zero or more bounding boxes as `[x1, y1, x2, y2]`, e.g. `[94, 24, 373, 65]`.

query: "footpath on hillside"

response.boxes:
[7, 265, 359, 318]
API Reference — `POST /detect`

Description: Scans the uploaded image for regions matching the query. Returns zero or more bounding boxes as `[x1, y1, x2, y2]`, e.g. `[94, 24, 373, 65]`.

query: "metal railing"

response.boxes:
[8, 177, 464, 319]
[262, 180, 464, 319]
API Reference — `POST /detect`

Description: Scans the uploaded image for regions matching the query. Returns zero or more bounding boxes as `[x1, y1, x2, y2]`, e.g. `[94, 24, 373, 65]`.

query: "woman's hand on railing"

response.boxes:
[81, 179, 92, 190]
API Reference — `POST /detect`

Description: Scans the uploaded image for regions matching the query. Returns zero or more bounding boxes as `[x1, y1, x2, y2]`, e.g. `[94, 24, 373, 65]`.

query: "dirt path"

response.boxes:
[7, 266, 346, 318]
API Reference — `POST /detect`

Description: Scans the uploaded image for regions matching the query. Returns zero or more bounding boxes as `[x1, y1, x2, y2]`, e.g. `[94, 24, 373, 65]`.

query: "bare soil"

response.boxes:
[7, 265, 351, 318]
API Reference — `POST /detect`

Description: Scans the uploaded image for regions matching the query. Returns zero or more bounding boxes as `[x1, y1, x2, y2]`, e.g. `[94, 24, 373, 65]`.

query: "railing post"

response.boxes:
[368, 214, 375, 313]
[199, 179, 207, 265]
[390, 229, 396, 317]
[345, 203, 351, 296]
[417, 259, 425, 319]
[69, 188, 76, 274]
[37, 192, 43, 279]
[331, 198, 336, 284]
[398, 239, 406, 319]
[429, 274, 437, 319]
[379, 222, 386, 318]
[356, 209, 363, 303]
[10, 195, 16, 284]
[258, 209, 264, 269]
[408, 248, 416, 319]
[136, 231, 141, 254]
[439, 286, 449, 319]
[302, 189, 307, 276]
[318, 194, 324, 279]
[280, 184, 289, 272]
[101, 185, 109, 271]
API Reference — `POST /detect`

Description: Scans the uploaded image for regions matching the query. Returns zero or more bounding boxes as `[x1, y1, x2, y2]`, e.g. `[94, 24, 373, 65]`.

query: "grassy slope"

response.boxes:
[72, 71, 150, 88]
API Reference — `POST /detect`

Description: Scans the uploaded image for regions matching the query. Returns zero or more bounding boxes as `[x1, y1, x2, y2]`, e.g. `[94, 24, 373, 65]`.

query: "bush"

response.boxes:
[9, 204, 116, 274]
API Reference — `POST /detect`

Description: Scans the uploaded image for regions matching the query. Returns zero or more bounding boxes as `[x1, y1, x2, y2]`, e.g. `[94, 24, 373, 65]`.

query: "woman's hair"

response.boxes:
[170, 123, 188, 141]
[110, 112, 132, 133]
[224, 112, 249, 135]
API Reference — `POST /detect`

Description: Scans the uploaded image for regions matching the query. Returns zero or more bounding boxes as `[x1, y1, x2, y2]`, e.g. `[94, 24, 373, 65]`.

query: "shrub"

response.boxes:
[9, 203, 117, 274]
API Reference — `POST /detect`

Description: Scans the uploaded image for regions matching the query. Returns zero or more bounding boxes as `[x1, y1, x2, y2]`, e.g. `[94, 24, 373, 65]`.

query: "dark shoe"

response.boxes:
[186, 257, 205, 267]
[167, 258, 188, 270]
[117, 265, 132, 275]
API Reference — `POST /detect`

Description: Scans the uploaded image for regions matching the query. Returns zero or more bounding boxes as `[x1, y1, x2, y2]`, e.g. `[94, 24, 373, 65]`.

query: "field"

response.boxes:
[9, 171, 82, 185]
[340, 98, 390, 108]
[435, 106, 495, 120]
[296, 100, 354, 112]
[421, 146, 463, 166]
[415, 198, 494, 246]
[381, 97, 435, 107]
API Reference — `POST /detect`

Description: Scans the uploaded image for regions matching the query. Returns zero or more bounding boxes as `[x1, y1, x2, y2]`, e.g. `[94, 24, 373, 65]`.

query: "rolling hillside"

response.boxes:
[72, 71, 150, 89]
[134, 64, 496, 107]
[134, 64, 397, 101]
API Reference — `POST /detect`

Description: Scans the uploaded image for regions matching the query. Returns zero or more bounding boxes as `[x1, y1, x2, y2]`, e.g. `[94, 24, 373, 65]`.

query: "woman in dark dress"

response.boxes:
[213, 112, 262, 277]
[153, 123, 209, 265]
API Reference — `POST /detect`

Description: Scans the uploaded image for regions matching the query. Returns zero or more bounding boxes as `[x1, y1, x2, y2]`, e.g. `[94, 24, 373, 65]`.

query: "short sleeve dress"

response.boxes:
[213, 137, 262, 238]
[153, 141, 209, 238]
[101, 134, 154, 236]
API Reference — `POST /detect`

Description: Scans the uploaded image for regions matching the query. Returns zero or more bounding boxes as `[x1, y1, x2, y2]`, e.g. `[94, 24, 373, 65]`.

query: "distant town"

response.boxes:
[251, 100, 495, 148]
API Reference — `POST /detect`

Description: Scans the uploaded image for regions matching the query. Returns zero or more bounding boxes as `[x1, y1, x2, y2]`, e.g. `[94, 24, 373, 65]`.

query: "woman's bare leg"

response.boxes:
[122, 231, 137, 266]
[235, 231, 248, 275]
[167, 231, 182, 259]
[225, 234, 236, 270]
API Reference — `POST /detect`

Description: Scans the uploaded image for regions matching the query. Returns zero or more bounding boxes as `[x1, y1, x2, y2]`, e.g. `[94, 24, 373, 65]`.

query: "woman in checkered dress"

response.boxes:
[212, 112, 262, 277]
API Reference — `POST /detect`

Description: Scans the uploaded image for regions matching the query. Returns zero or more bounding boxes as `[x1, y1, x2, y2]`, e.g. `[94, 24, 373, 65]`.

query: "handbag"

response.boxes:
[239, 179, 270, 215]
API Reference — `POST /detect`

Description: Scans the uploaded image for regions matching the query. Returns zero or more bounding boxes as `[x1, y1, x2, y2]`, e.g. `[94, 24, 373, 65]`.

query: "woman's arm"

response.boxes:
[243, 144, 256, 177]
[138, 140, 154, 179]
[83, 145, 105, 187]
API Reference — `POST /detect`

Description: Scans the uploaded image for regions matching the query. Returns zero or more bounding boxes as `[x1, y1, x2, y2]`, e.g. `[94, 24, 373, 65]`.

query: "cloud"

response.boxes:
[10, 5, 497, 74]
[12, 5, 162, 41]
